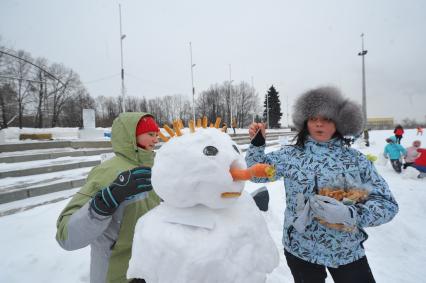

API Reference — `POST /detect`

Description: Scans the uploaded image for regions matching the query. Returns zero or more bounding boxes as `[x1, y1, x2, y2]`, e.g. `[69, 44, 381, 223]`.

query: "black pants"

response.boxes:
[390, 159, 402, 173]
[284, 250, 375, 283]
[403, 162, 414, 169]
[130, 279, 146, 283]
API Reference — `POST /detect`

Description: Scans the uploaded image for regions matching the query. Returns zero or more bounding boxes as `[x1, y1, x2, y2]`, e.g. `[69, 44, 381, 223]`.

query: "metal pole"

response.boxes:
[358, 33, 368, 125]
[189, 42, 196, 123]
[251, 76, 255, 123]
[229, 64, 232, 127]
[286, 95, 289, 128]
[266, 89, 269, 129]
[119, 4, 126, 113]
[0, 50, 65, 86]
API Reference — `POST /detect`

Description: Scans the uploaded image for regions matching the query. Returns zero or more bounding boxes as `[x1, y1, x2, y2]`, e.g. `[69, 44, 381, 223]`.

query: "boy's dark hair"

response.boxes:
[292, 120, 343, 148]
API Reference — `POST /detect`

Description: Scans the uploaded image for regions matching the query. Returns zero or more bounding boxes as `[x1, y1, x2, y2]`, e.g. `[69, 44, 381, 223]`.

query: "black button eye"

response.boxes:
[232, 145, 240, 154]
[203, 146, 218, 156]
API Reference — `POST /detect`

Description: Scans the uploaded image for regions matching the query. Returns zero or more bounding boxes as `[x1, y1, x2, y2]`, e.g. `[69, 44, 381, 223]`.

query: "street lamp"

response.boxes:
[266, 90, 269, 129]
[229, 64, 233, 127]
[286, 95, 289, 128]
[358, 33, 368, 125]
[251, 76, 255, 123]
[119, 4, 126, 113]
[189, 42, 196, 123]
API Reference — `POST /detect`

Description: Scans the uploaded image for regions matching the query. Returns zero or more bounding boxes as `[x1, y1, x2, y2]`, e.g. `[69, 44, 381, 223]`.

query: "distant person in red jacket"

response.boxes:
[414, 147, 426, 178]
[394, 125, 404, 144]
[417, 126, 423, 136]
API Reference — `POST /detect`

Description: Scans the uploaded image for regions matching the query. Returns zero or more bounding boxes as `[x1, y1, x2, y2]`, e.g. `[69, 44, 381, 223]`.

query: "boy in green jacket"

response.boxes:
[56, 112, 162, 283]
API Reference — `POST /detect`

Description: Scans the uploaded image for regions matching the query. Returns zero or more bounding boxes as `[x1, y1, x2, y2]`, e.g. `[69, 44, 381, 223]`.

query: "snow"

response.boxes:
[0, 127, 82, 141]
[128, 128, 279, 282]
[0, 129, 425, 282]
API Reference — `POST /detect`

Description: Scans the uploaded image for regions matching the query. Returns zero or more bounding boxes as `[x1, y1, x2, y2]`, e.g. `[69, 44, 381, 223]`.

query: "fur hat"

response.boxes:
[292, 86, 365, 136]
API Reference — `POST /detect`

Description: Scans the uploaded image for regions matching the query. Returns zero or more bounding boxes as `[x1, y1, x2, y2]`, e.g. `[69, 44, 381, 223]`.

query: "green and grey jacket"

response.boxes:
[56, 112, 161, 283]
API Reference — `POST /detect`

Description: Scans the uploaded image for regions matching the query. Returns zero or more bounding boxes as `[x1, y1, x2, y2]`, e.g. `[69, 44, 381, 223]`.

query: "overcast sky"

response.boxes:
[1, 0, 425, 124]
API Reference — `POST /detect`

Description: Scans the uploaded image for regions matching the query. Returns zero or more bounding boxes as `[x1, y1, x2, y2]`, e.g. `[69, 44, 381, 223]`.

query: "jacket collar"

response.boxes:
[305, 136, 343, 153]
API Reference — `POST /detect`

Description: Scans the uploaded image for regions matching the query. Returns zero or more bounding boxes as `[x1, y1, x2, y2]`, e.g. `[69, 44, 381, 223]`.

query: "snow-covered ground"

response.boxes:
[0, 129, 425, 282]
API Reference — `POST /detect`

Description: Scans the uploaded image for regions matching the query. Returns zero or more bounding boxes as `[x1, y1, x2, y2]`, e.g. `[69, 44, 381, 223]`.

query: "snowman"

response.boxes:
[127, 119, 279, 283]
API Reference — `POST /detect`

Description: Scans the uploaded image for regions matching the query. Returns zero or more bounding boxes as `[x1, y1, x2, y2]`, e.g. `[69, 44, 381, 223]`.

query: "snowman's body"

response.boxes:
[127, 128, 279, 283]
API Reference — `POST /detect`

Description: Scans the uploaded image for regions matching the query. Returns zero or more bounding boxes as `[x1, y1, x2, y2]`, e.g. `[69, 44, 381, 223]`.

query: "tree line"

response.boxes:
[0, 43, 285, 129]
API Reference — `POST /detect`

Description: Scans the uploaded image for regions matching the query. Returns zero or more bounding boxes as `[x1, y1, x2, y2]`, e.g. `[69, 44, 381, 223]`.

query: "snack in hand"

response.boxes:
[316, 187, 369, 232]
[318, 187, 368, 204]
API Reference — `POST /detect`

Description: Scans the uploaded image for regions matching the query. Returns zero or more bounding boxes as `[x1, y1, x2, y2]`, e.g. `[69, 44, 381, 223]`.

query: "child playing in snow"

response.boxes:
[413, 146, 426, 178]
[393, 125, 404, 144]
[403, 140, 421, 169]
[417, 126, 423, 136]
[56, 113, 161, 283]
[246, 86, 398, 283]
[384, 136, 407, 173]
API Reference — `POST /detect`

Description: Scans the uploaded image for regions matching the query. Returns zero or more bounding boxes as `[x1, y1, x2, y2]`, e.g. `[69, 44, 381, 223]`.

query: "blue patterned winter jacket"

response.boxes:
[246, 137, 398, 267]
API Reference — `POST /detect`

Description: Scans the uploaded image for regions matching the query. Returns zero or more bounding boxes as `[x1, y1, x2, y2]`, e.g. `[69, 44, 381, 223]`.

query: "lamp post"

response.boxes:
[189, 42, 196, 123]
[228, 64, 233, 127]
[286, 95, 289, 128]
[251, 76, 255, 123]
[119, 4, 126, 113]
[266, 90, 269, 129]
[358, 33, 368, 125]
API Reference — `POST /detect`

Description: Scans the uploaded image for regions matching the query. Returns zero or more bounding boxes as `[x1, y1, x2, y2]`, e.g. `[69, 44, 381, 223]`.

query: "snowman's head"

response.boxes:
[152, 127, 246, 209]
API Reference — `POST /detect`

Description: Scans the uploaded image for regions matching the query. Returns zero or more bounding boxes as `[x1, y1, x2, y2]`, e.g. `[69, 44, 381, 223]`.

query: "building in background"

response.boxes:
[367, 117, 394, 130]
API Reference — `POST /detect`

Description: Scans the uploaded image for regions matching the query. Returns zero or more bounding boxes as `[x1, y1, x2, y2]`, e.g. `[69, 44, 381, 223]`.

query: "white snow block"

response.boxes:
[78, 128, 104, 140]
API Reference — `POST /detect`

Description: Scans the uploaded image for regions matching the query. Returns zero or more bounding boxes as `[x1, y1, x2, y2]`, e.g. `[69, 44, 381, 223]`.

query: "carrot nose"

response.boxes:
[230, 163, 275, 181]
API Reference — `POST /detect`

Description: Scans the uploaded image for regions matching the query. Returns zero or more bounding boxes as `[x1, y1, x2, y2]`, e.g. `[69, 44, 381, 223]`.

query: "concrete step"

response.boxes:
[0, 148, 112, 163]
[0, 179, 86, 204]
[0, 141, 282, 204]
[0, 160, 101, 178]
[0, 140, 111, 153]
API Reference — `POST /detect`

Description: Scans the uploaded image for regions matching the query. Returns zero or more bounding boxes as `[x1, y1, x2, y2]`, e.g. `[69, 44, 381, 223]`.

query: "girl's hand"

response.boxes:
[249, 122, 266, 139]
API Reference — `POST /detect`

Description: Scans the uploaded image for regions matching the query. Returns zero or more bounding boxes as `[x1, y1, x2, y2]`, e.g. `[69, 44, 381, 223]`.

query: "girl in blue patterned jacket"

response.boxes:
[246, 87, 398, 283]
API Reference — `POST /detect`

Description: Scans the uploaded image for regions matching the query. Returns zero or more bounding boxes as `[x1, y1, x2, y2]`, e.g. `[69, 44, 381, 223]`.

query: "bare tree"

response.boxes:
[195, 81, 260, 128]
[5, 50, 34, 128]
[197, 84, 225, 123]
[234, 82, 259, 127]
[139, 97, 148, 112]
[0, 84, 17, 128]
[47, 63, 78, 127]
[32, 57, 48, 128]
[61, 86, 95, 127]
[401, 118, 418, 129]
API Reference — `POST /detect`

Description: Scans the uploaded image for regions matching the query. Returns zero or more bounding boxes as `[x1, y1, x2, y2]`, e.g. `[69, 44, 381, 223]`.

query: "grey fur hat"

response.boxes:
[292, 86, 365, 136]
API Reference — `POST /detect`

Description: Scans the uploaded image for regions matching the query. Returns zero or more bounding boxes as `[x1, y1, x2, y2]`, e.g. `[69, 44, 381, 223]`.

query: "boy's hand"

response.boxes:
[91, 167, 153, 216]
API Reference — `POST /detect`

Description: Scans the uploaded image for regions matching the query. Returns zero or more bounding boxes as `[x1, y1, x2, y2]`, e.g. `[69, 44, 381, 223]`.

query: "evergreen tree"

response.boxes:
[263, 85, 282, 128]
